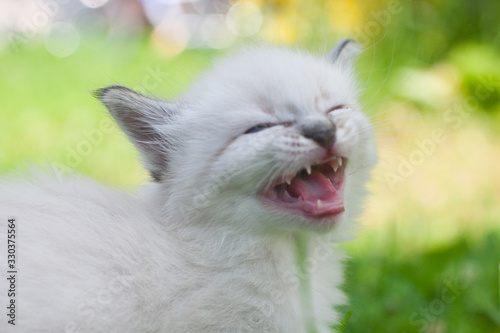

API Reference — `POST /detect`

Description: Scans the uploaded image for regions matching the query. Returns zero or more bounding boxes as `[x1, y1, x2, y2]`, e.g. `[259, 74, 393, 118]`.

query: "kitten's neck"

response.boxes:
[144, 185, 341, 332]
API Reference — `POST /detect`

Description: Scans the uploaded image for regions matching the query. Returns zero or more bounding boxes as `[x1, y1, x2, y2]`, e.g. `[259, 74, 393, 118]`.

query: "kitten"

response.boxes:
[0, 40, 376, 332]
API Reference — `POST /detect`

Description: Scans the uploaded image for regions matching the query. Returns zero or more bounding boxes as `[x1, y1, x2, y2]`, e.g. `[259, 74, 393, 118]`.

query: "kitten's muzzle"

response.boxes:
[301, 121, 336, 149]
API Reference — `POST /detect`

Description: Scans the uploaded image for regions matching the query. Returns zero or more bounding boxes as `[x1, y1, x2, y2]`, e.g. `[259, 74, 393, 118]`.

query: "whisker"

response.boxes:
[359, 31, 388, 55]
[367, 97, 413, 120]
[363, 41, 422, 118]
[362, 43, 377, 84]
[372, 136, 401, 141]
[347, 164, 366, 176]
[362, 34, 398, 108]
[375, 143, 400, 150]
[258, 164, 282, 193]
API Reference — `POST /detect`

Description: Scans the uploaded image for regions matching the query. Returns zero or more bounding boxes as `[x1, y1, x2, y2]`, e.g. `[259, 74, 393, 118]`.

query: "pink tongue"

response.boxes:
[288, 170, 341, 205]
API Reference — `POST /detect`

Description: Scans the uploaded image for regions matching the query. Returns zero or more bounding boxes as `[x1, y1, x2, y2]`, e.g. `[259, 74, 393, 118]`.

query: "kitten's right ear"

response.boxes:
[94, 85, 178, 182]
[327, 39, 361, 68]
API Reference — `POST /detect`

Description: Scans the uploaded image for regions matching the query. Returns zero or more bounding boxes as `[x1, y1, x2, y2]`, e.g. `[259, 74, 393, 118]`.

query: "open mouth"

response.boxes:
[261, 156, 347, 219]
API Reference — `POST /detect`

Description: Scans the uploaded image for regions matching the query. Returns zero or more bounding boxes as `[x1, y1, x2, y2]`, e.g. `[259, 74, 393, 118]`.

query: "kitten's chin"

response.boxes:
[260, 157, 347, 223]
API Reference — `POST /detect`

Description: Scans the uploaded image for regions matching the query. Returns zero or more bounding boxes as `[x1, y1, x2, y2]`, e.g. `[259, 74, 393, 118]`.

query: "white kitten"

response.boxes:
[0, 40, 376, 332]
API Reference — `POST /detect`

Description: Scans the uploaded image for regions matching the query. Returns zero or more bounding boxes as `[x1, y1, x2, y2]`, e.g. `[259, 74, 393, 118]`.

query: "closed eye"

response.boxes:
[327, 105, 347, 113]
[244, 123, 274, 134]
[243, 122, 293, 134]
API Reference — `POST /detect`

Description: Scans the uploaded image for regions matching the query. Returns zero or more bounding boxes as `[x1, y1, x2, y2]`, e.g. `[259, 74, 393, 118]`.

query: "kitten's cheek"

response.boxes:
[332, 135, 358, 158]
[332, 118, 360, 156]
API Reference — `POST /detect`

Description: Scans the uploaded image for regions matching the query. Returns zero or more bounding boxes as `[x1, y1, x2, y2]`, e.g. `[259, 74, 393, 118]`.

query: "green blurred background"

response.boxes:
[0, 0, 499, 332]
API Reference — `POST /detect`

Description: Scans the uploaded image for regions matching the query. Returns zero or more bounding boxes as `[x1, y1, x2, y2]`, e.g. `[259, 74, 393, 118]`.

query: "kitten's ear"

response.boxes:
[327, 39, 361, 67]
[94, 85, 178, 182]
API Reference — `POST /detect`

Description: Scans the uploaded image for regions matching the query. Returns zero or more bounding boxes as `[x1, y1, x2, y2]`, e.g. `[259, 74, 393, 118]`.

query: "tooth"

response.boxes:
[333, 165, 338, 172]
[286, 178, 291, 185]
[316, 199, 323, 208]
[305, 166, 311, 175]
[338, 157, 342, 167]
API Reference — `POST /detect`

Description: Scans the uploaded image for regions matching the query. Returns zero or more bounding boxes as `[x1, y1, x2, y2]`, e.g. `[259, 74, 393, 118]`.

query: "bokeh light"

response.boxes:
[44, 22, 80, 58]
[200, 14, 234, 49]
[79, 0, 109, 9]
[152, 17, 190, 56]
[226, 1, 262, 37]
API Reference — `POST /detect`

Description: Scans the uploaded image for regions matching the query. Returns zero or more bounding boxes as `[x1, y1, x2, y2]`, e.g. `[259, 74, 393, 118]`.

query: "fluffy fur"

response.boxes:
[0, 41, 376, 332]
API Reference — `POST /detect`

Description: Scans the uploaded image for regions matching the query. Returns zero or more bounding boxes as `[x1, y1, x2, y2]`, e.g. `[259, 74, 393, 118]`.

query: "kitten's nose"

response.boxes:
[301, 121, 336, 149]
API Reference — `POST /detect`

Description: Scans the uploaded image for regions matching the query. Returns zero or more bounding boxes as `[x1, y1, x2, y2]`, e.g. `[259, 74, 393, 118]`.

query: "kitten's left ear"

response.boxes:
[327, 39, 361, 67]
[94, 85, 179, 182]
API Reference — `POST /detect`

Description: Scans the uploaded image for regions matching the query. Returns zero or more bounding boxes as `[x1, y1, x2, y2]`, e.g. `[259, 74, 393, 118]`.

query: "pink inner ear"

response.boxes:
[97, 85, 178, 181]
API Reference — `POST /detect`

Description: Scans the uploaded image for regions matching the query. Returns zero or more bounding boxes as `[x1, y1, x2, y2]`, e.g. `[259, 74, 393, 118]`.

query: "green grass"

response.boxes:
[0, 34, 218, 185]
[341, 230, 500, 333]
[1, 35, 499, 332]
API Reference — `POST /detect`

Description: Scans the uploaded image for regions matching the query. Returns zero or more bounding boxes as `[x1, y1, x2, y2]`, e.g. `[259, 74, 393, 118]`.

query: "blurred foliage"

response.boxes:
[251, 0, 500, 59]
[0, 34, 217, 184]
[342, 231, 500, 333]
[244, 0, 500, 118]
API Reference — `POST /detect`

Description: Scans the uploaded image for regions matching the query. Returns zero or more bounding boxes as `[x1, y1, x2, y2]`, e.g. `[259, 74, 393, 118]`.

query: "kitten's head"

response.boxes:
[96, 40, 377, 234]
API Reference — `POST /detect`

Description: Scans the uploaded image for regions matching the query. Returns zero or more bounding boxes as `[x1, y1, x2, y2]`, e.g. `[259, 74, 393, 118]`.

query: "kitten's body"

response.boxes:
[0, 42, 376, 332]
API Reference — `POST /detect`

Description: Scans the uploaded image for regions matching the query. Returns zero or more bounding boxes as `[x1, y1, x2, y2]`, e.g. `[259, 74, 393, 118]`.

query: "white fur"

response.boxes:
[0, 43, 376, 332]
